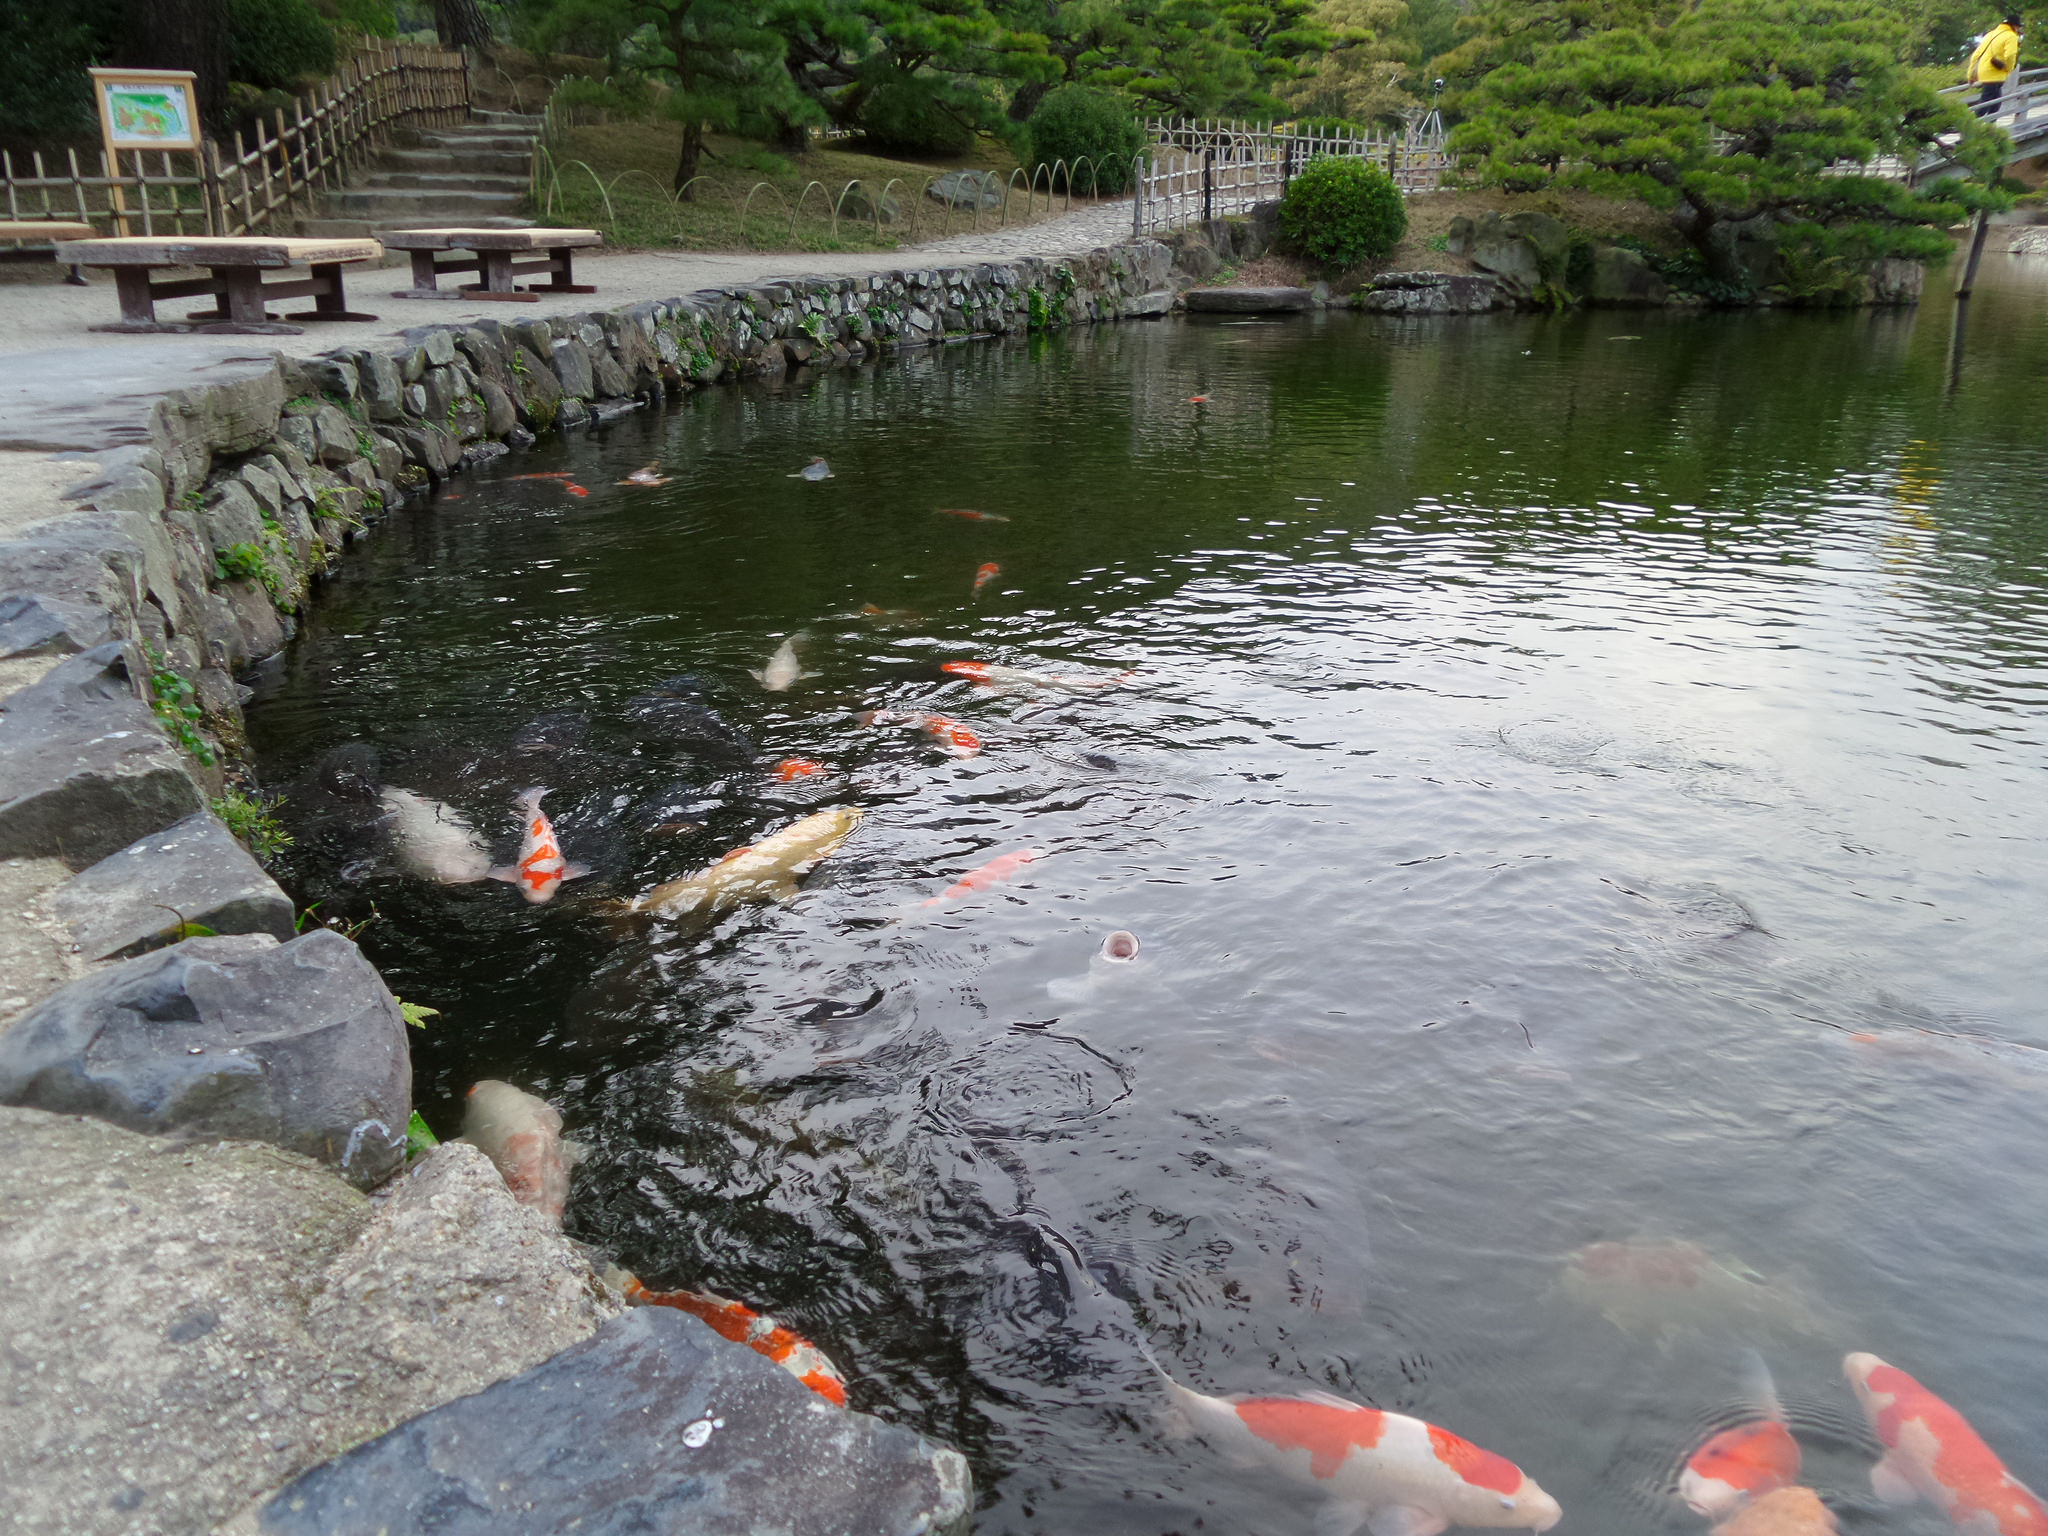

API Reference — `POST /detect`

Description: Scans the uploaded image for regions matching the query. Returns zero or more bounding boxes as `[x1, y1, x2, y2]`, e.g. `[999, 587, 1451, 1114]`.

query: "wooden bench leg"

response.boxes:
[221, 265, 269, 327]
[284, 262, 378, 323]
[533, 246, 596, 295]
[455, 248, 539, 302]
[112, 267, 157, 325]
[409, 249, 439, 294]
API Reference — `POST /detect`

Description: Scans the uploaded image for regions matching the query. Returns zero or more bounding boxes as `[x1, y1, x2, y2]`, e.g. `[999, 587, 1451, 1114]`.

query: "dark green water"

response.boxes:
[250, 254, 2048, 1535]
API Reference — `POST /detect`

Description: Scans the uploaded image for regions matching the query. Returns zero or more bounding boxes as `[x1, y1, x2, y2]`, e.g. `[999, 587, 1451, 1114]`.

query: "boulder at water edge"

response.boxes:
[48, 810, 296, 961]
[257, 1305, 974, 1536]
[0, 929, 410, 1186]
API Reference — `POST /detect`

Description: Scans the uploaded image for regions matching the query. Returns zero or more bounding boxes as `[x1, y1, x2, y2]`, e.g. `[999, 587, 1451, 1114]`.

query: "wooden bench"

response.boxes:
[380, 227, 602, 302]
[54, 235, 383, 335]
[0, 221, 98, 284]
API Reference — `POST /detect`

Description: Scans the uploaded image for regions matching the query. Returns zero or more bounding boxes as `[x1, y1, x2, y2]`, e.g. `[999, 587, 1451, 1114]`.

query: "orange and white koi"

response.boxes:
[1844, 1352, 2048, 1536]
[924, 847, 1044, 905]
[564, 482, 590, 497]
[618, 462, 670, 487]
[1682, 1354, 1801, 1518]
[611, 1271, 848, 1406]
[972, 561, 1000, 596]
[1161, 1372, 1562, 1536]
[859, 708, 982, 758]
[774, 757, 825, 781]
[941, 660, 1135, 693]
[486, 787, 591, 904]
[1713, 1488, 1838, 1536]
[462, 1079, 584, 1224]
[937, 507, 1010, 522]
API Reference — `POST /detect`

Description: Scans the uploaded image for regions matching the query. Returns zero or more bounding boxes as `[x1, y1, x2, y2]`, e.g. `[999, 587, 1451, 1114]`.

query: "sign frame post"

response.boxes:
[88, 67, 201, 238]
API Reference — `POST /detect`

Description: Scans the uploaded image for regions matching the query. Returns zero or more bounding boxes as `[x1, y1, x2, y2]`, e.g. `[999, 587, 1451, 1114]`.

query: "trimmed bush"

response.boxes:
[1026, 86, 1144, 194]
[1278, 155, 1407, 269]
[860, 77, 976, 156]
[228, 0, 337, 89]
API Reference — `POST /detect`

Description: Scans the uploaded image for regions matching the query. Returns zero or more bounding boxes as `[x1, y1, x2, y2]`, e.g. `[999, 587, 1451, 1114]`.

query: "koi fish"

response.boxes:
[1712, 1488, 1838, 1536]
[793, 456, 833, 480]
[859, 709, 982, 758]
[485, 787, 591, 904]
[379, 787, 492, 884]
[509, 472, 576, 481]
[1189, 393, 1212, 403]
[941, 660, 1134, 693]
[857, 602, 922, 625]
[1046, 928, 1143, 1002]
[613, 806, 863, 922]
[440, 492, 462, 502]
[774, 758, 825, 781]
[937, 508, 1010, 522]
[923, 847, 1044, 905]
[609, 1271, 847, 1406]
[461, 1079, 584, 1224]
[750, 634, 811, 692]
[564, 482, 589, 497]
[1681, 1353, 1801, 1518]
[1102, 929, 1139, 961]
[972, 561, 1000, 596]
[1843, 1352, 2048, 1536]
[618, 463, 670, 487]
[1160, 1372, 1563, 1536]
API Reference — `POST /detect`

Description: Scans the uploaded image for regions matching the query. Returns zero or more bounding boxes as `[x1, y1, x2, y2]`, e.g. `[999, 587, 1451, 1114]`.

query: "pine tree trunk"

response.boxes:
[674, 121, 705, 196]
[434, 0, 494, 53]
[120, 0, 229, 126]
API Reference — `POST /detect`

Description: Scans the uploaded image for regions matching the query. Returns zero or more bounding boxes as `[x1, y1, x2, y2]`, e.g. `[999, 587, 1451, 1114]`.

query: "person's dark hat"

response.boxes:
[2006, 11, 2023, 24]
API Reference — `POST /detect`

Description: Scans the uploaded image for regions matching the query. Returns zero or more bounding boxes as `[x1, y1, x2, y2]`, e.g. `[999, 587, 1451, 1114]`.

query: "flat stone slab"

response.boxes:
[258, 1307, 973, 1536]
[1184, 285, 1313, 313]
[380, 227, 603, 250]
[56, 236, 383, 268]
[49, 810, 296, 960]
[0, 928, 411, 1185]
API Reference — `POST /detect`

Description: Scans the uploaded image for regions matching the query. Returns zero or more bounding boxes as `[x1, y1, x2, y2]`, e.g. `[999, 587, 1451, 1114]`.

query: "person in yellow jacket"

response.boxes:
[1968, 14, 2024, 113]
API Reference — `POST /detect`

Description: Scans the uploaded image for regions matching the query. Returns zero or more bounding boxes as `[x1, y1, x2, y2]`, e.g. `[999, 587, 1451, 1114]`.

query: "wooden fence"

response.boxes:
[0, 40, 468, 240]
[1132, 119, 1449, 237]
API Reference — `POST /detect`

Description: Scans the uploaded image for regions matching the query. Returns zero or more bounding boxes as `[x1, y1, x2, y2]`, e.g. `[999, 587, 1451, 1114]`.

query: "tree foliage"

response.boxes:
[1025, 82, 1144, 186]
[1451, 0, 2009, 278]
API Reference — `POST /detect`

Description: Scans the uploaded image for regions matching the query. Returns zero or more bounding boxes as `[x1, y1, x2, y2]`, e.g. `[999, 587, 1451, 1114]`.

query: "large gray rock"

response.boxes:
[0, 643, 203, 868]
[1502, 210, 1570, 272]
[0, 593, 110, 658]
[0, 507, 184, 635]
[1184, 286, 1313, 313]
[257, 1307, 972, 1536]
[926, 169, 1003, 211]
[0, 1113, 619, 1536]
[48, 810, 295, 961]
[0, 928, 410, 1185]
[1355, 271, 1509, 315]
[1587, 244, 1670, 307]
[550, 337, 596, 401]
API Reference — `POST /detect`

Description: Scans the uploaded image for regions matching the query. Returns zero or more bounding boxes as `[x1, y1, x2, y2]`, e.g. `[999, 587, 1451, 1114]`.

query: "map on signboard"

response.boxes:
[103, 82, 197, 148]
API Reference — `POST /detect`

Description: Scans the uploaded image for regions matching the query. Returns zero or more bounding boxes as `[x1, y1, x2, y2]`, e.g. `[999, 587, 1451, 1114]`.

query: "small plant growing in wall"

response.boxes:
[313, 487, 362, 531]
[1026, 285, 1052, 331]
[145, 644, 214, 766]
[216, 540, 278, 596]
[212, 789, 293, 865]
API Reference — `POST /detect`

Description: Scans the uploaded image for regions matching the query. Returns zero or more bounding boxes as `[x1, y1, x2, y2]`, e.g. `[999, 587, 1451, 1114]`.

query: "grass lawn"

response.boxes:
[533, 121, 1106, 253]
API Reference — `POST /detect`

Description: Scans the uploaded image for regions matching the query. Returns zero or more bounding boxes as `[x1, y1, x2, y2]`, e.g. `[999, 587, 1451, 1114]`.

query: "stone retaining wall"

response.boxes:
[0, 237, 1187, 1534]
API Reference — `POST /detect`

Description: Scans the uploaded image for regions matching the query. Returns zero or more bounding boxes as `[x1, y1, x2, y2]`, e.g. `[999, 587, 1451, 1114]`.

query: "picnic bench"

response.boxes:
[380, 227, 602, 302]
[0, 221, 98, 284]
[54, 235, 383, 334]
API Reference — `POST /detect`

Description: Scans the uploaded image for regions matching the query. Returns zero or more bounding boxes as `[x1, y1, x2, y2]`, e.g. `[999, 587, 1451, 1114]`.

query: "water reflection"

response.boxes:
[249, 253, 2048, 1535]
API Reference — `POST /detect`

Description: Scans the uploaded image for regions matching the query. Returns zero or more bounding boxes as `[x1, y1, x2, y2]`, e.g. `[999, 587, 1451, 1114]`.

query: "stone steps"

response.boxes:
[304, 111, 542, 242]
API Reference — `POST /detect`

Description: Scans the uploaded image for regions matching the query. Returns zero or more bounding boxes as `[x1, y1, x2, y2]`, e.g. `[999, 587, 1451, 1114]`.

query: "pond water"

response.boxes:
[249, 254, 2048, 1535]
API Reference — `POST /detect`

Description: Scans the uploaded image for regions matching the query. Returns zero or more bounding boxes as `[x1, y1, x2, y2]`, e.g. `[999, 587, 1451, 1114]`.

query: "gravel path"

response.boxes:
[0, 198, 1139, 367]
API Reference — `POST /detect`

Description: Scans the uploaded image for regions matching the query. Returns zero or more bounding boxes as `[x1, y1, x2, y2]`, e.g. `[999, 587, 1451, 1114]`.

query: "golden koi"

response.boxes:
[614, 807, 863, 922]
[462, 1080, 584, 1224]
[486, 787, 591, 904]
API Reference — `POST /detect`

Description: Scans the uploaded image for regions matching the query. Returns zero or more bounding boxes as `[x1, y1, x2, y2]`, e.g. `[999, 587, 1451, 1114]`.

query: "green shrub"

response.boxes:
[552, 74, 653, 123]
[227, 0, 337, 89]
[859, 77, 976, 156]
[1026, 86, 1143, 194]
[330, 0, 397, 38]
[1278, 155, 1407, 269]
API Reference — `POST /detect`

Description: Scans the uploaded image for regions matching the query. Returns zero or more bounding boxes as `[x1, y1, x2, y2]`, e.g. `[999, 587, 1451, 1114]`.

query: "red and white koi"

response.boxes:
[611, 1271, 848, 1406]
[859, 708, 982, 758]
[1161, 1373, 1562, 1536]
[941, 660, 1135, 693]
[774, 757, 826, 781]
[1681, 1354, 1801, 1518]
[1844, 1352, 2048, 1536]
[486, 787, 591, 904]
[923, 847, 1044, 905]
[972, 561, 1000, 596]
[937, 507, 1010, 522]
[462, 1080, 583, 1224]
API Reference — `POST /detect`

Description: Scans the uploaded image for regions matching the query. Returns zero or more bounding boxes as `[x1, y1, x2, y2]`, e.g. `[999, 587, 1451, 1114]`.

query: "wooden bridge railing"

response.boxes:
[0, 40, 469, 241]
